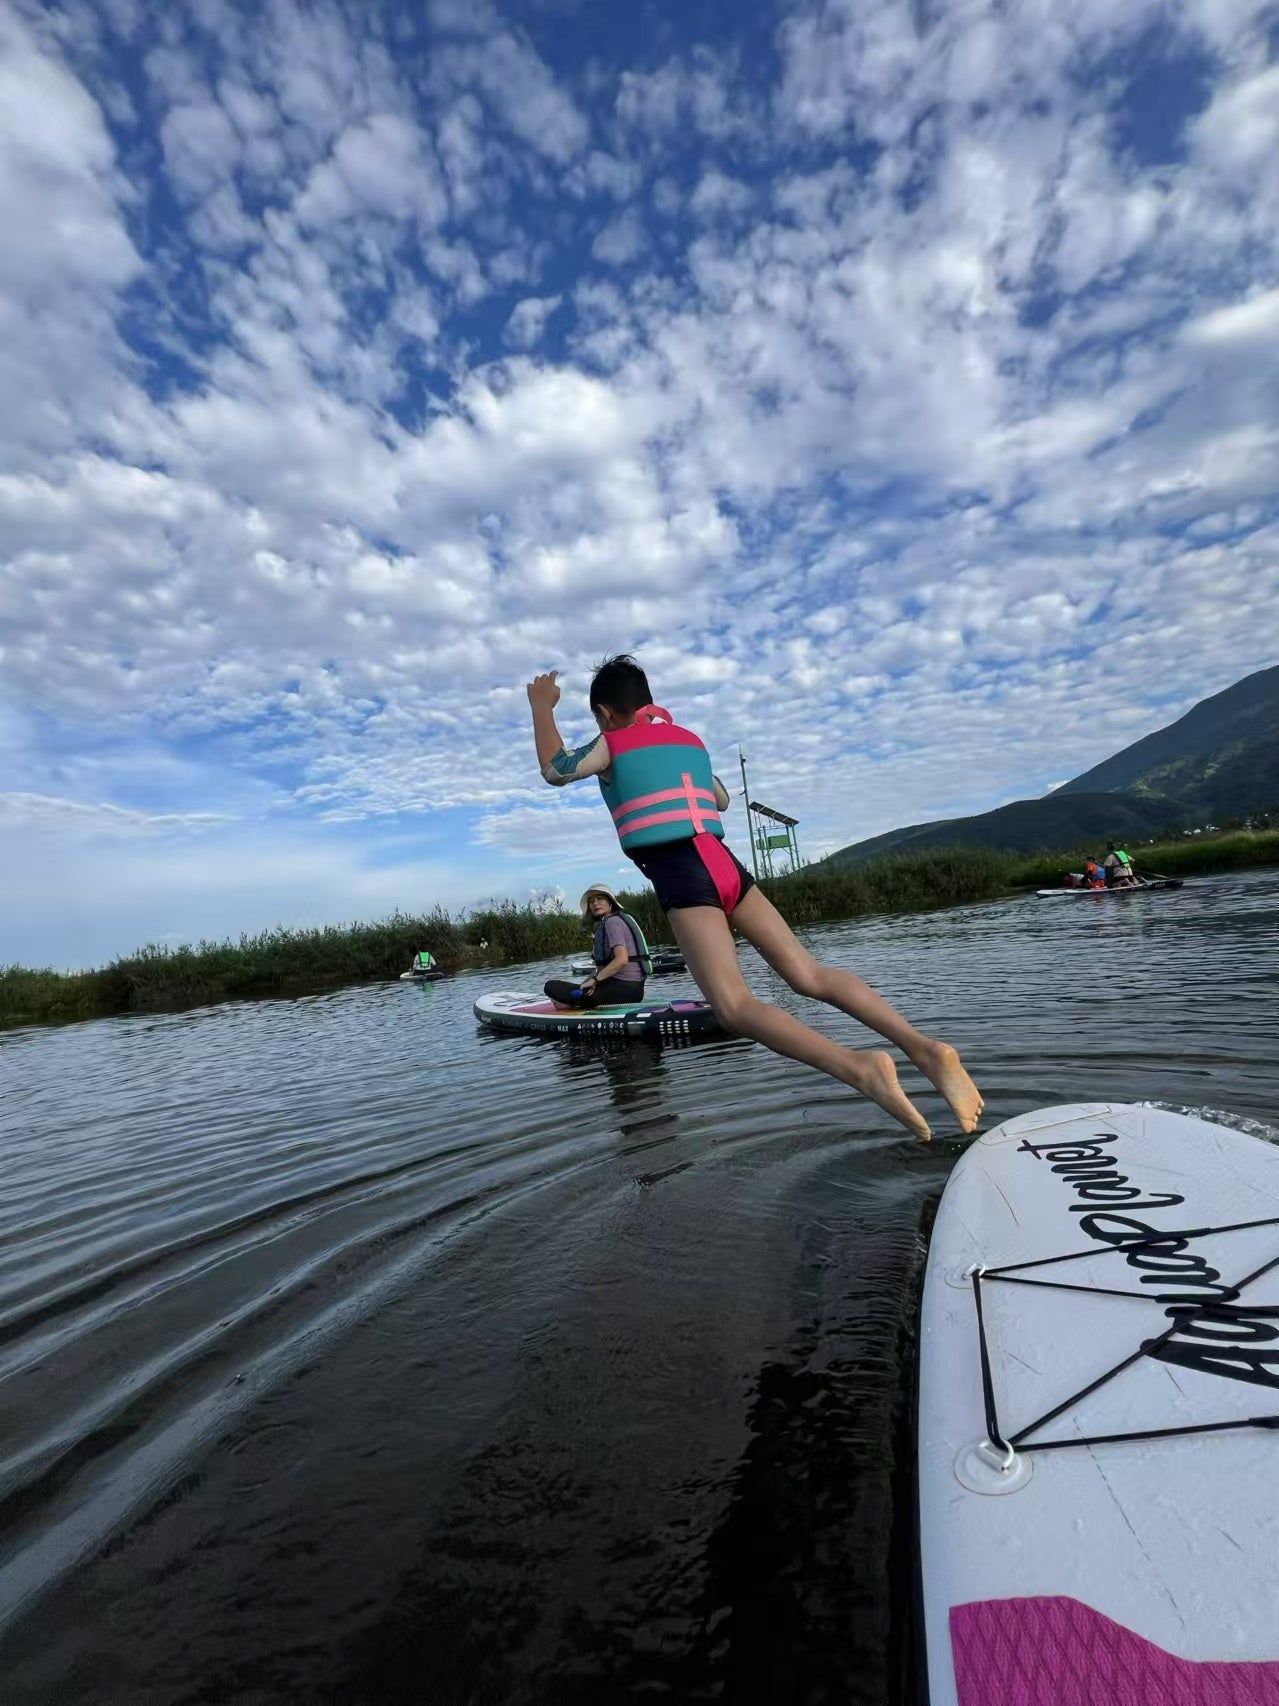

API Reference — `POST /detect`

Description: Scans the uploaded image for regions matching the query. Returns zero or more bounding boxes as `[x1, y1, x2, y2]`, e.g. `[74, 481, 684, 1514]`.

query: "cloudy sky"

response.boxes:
[3, 0, 1279, 968]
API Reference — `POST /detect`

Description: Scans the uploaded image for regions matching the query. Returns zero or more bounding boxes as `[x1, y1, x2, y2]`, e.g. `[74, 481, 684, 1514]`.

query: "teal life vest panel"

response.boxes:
[599, 706, 724, 853]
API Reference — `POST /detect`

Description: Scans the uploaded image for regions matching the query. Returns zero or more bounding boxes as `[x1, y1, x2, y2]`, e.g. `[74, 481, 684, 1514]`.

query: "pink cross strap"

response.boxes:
[610, 784, 720, 823]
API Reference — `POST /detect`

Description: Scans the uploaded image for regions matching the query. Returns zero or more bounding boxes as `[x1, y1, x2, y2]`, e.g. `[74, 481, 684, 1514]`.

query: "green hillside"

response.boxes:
[821, 664, 1277, 867]
[818, 791, 1183, 868]
[1056, 664, 1279, 819]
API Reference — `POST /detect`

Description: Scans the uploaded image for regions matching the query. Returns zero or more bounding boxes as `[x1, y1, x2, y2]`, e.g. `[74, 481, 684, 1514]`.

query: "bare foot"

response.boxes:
[911, 1041, 983, 1134]
[847, 1049, 932, 1142]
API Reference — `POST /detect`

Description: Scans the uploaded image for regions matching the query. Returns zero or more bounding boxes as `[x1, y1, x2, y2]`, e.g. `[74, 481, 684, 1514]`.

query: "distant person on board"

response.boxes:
[1104, 842, 1135, 887]
[1082, 858, 1106, 889]
[544, 884, 647, 1010]
[526, 654, 984, 1141]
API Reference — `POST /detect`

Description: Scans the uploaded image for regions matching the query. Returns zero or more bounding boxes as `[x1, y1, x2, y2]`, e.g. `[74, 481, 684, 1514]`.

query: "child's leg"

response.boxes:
[729, 886, 983, 1133]
[667, 905, 933, 1141]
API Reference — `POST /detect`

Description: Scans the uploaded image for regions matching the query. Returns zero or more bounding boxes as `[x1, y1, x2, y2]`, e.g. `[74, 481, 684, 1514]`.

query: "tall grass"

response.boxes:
[2, 909, 462, 1030]
[0, 902, 593, 1030]
[463, 901, 582, 962]
[5, 830, 1275, 1031]
[753, 847, 1006, 922]
[0, 966, 106, 1028]
[1005, 827, 1279, 888]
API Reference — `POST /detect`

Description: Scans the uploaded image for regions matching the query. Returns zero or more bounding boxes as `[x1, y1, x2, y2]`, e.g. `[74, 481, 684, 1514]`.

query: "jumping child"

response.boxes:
[528, 655, 983, 1141]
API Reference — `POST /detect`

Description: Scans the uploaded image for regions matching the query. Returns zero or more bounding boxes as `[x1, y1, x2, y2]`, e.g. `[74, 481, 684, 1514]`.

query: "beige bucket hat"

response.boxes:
[579, 883, 620, 922]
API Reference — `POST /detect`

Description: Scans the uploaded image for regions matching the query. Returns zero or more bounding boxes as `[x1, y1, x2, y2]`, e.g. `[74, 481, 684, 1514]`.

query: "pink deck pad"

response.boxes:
[950, 1597, 1279, 1706]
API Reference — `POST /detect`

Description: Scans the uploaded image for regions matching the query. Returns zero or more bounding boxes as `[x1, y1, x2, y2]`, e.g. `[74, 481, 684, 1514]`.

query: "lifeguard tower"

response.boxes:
[736, 748, 802, 879]
[747, 800, 801, 878]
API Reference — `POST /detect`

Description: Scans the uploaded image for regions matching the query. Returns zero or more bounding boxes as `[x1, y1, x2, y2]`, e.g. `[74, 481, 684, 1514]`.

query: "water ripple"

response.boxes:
[0, 870, 1276, 1702]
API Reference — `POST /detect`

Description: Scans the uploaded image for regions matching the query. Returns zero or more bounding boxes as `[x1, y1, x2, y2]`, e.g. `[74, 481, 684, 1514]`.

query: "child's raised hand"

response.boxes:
[527, 670, 561, 710]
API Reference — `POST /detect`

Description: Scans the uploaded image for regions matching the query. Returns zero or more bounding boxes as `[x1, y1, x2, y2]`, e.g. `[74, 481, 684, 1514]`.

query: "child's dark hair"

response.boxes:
[589, 654, 652, 714]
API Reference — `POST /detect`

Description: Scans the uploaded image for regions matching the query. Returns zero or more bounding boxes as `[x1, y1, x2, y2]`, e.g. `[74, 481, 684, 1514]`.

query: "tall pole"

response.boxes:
[739, 745, 760, 879]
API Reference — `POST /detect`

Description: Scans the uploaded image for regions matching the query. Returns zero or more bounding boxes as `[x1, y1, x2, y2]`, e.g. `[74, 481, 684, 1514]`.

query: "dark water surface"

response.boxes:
[2, 873, 1277, 1704]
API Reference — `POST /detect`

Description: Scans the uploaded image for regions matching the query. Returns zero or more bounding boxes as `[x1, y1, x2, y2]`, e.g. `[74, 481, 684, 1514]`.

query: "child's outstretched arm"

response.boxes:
[527, 671, 566, 769]
[528, 670, 612, 787]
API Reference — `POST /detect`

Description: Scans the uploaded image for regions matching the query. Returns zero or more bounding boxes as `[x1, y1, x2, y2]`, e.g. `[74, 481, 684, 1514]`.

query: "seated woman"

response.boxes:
[545, 885, 647, 1009]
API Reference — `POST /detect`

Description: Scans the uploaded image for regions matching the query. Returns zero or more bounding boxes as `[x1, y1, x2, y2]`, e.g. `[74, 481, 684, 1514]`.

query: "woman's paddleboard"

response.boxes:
[474, 991, 721, 1039]
[919, 1103, 1279, 1705]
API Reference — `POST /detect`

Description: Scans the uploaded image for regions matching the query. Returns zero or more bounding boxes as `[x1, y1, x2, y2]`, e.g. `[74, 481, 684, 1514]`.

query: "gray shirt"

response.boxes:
[595, 915, 643, 982]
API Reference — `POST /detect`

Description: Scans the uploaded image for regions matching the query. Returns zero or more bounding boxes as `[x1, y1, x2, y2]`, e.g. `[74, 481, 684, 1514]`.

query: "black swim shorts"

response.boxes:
[629, 833, 756, 916]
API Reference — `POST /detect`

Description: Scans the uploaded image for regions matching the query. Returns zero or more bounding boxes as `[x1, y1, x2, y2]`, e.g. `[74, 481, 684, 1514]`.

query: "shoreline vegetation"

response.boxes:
[5, 828, 1277, 1032]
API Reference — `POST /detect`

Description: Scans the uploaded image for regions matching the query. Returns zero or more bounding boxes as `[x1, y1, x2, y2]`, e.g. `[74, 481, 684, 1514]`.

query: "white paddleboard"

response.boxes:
[920, 1103, 1279, 1705]
[568, 951, 687, 975]
[1035, 880, 1183, 897]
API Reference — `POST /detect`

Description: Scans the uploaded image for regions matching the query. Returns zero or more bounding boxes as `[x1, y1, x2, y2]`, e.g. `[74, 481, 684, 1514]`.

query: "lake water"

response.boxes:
[2, 872, 1277, 1704]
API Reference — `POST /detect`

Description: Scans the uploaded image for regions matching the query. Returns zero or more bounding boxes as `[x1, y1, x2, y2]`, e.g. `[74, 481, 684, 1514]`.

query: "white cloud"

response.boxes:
[689, 169, 752, 221]
[615, 51, 740, 141]
[569, 149, 643, 202]
[1190, 63, 1279, 176]
[505, 292, 563, 348]
[591, 206, 646, 266]
[1183, 288, 1279, 348]
[294, 113, 449, 228]
[435, 28, 589, 165]
[159, 95, 241, 200]
[473, 798, 610, 858]
[0, 791, 232, 837]
[0, 4, 141, 469]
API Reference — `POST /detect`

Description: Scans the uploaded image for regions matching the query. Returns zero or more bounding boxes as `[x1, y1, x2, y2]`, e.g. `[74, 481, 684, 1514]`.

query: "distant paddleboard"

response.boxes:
[474, 991, 720, 1039]
[1035, 880, 1184, 897]
[568, 949, 687, 975]
[919, 1102, 1279, 1705]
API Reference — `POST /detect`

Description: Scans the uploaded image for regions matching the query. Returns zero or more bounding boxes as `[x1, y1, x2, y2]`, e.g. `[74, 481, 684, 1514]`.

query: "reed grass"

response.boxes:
[2, 910, 457, 1029]
[1005, 826, 1279, 888]
[753, 847, 1006, 923]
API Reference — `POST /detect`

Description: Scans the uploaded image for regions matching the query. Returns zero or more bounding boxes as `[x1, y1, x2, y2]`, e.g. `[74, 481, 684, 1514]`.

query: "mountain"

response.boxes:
[819, 664, 1278, 867]
[1055, 664, 1279, 820]
[817, 791, 1185, 867]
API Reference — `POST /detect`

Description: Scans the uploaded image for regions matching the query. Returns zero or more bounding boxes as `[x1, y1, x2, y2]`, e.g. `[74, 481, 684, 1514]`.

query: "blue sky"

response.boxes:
[2, 0, 1279, 969]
